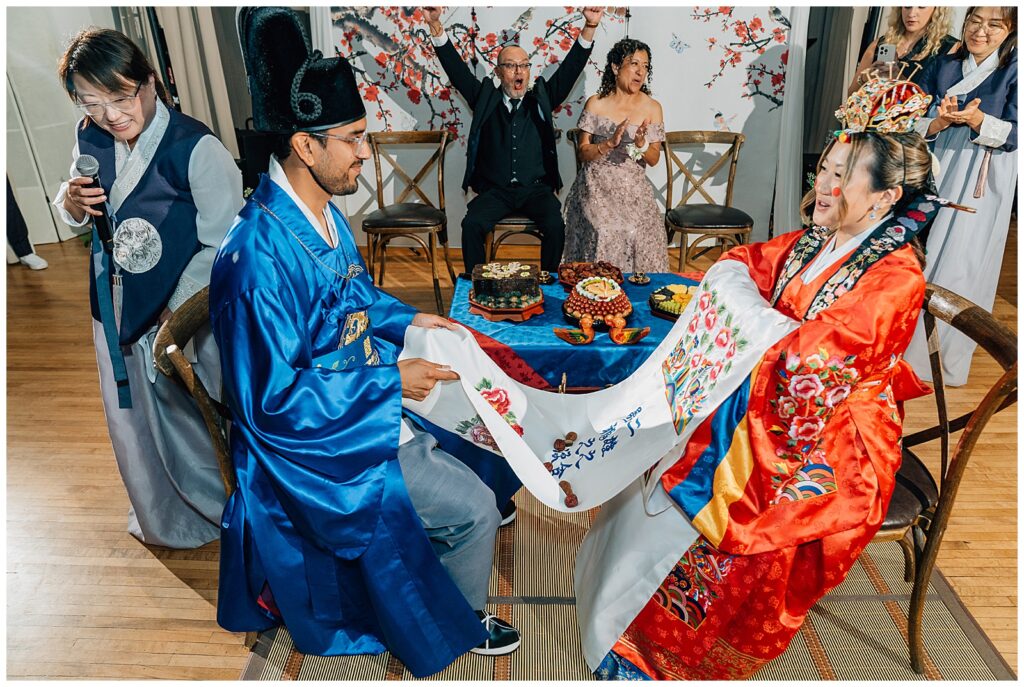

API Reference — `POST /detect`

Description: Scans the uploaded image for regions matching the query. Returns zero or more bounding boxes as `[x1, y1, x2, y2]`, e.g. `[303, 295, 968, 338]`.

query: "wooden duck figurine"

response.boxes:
[553, 314, 595, 345]
[605, 314, 650, 345]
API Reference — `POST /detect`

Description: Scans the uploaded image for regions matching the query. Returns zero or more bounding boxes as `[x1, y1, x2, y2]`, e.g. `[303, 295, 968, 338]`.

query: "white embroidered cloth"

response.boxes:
[401, 260, 799, 511]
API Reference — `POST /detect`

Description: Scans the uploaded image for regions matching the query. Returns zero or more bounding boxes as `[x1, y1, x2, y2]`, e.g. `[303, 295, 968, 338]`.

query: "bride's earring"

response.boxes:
[869, 203, 879, 220]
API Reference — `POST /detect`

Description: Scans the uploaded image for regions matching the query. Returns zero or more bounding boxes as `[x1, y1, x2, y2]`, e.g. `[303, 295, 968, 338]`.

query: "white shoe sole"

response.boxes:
[499, 508, 516, 527]
[469, 637, 521, 656]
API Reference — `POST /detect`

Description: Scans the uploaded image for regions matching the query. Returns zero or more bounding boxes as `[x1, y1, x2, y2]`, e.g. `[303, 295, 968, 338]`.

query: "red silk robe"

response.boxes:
[601, 229, 930, 680]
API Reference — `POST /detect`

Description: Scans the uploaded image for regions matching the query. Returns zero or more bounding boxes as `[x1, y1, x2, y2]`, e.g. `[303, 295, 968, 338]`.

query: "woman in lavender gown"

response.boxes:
[563, 38, 668, 272]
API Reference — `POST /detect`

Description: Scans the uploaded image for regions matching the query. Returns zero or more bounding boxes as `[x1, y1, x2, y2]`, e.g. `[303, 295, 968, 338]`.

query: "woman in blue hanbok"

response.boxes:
[905, 6, 1017, 385]
[54, 28, 243, 547]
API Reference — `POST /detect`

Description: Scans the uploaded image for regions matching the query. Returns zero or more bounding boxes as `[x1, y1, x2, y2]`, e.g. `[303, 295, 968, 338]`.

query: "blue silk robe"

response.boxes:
[209, 175, 485, 676]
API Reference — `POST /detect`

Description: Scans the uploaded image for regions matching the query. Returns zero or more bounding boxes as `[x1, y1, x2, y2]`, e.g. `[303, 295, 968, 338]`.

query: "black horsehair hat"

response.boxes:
[238, 6, 365, 134]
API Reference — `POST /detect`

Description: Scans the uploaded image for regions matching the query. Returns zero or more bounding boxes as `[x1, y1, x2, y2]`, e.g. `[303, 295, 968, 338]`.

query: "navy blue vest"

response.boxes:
[473, 96, 547, 192]
[80, 108, 211, 344]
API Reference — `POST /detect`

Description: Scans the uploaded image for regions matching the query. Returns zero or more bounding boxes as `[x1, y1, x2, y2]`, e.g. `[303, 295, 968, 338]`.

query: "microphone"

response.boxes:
[74, 154, 114, 245]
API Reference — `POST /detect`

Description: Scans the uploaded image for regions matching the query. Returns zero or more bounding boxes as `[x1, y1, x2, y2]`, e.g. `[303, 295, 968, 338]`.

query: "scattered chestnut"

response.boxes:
[559, 480, 579, 508]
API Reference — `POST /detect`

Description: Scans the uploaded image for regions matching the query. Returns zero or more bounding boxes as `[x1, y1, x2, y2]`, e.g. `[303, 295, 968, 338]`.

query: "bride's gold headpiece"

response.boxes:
[834, 63, 932, 140]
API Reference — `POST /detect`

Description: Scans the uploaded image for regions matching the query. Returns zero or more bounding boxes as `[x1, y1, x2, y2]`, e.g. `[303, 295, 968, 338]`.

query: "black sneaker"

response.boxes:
[470, 611, 521, 656]
[499, 500, 517, 527]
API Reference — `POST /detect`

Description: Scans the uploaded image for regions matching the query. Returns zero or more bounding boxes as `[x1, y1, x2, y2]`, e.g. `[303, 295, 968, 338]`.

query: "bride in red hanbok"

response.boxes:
[576, 74, 966, 680]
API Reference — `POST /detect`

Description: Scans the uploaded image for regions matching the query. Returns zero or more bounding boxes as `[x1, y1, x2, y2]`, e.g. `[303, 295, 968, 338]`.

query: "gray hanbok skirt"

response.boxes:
[903, 125, 1017, 386]
[93, 318, 225, 548]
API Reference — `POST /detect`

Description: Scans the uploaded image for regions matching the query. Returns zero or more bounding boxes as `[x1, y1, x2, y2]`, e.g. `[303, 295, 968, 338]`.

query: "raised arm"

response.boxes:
[423, 6, 483, 108]
[543, 8, 604, 107]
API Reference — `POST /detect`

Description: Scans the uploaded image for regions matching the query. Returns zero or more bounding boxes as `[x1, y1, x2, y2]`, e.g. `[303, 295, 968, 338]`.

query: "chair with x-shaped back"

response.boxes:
[363, 130, 456, 313]
[872, 283, 1016, 672]
[663, 131, 754, 271]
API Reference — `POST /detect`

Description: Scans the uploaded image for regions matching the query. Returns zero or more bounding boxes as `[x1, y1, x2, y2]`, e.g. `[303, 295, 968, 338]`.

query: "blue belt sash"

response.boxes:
[92, 223, 132, 408]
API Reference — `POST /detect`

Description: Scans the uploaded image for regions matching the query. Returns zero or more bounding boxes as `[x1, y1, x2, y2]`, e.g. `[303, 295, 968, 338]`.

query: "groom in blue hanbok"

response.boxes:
[209, 7, 520, 676]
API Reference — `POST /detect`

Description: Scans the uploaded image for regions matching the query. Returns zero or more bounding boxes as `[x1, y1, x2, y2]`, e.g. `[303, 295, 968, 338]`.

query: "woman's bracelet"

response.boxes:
[584, 21, 599, 28]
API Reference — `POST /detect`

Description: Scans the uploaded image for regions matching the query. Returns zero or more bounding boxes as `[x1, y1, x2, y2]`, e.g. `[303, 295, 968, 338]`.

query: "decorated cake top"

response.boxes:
[476, 261, 536, 280]
[575, 276, 624, 302]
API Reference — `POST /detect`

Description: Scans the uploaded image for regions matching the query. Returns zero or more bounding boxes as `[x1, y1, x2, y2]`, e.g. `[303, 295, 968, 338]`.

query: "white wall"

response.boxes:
[327, 6, 793, 247]
[7, 7, 119, 245]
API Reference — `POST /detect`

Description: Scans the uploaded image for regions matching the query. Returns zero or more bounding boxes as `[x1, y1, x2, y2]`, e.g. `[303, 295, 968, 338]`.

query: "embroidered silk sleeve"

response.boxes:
[973, 112, 1015, 149]
[218, 284, 406, 465]
[662, 249, 925, 557]
[721, 230, 805, 300]
[971, 71, 1017, 152]
[367, 286, 417, 346]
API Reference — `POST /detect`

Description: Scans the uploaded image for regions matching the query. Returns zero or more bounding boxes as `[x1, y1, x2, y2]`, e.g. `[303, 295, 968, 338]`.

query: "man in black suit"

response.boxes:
[424, 7, 604, 274]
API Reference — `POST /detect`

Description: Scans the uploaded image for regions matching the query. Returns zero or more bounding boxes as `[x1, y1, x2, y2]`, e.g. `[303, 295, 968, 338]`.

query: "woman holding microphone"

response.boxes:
[54, 27, 243, 548]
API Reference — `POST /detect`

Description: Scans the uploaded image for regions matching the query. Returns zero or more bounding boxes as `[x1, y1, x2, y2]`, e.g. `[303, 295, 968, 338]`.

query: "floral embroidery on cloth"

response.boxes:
[475, 378, 525, 436]
[454, 415, 500, 452]
[767, 348, 859, 503]
[112, 217, 162, 274]
[652, 537, 736, 631]
[662, 283, 748, 434]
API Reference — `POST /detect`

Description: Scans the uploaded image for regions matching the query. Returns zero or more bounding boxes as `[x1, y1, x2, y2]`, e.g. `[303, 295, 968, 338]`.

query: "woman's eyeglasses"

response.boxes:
[76, 81, 143, 118]
[964, 17, 1007, 36]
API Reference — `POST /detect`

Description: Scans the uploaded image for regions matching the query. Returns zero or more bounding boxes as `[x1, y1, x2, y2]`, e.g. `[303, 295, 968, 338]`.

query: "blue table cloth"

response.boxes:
[449, 272, 699, 388]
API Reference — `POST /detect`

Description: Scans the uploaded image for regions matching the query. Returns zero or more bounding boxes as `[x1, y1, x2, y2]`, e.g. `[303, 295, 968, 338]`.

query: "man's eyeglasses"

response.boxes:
[308, 130, 370, 150]
[76, 81, 143, 118]
[498, 62, 531, 72]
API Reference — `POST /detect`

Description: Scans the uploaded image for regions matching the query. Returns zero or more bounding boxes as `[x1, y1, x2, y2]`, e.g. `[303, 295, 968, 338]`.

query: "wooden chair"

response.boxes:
[152, 286, 258, 651]
[663, 131, 753, 271]
[485, 129, 563, 263]
[874, 284, 1017, 673]
[363, 131, 456, 313]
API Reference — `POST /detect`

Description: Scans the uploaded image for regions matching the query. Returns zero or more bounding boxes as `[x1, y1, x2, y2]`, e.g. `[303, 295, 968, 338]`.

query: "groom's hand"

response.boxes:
[412, 312, 459, 330]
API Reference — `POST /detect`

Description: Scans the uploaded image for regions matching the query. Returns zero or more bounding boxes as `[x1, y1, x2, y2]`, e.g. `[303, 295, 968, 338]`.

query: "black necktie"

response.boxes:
[509, 98, 521, 115]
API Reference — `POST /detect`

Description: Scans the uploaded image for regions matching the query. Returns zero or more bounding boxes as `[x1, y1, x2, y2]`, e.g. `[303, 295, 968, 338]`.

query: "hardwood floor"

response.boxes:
[6, 230, 1017, 678]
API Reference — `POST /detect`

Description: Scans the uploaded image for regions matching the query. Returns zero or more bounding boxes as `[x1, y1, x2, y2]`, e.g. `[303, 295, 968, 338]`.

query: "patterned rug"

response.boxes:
[239, 492, 1015, 680]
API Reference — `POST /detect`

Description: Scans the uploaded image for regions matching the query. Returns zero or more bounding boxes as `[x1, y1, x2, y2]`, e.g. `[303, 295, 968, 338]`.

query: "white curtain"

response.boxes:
[155, 7, 239, 157]
[773, 7, 810, 234]
[844, 7, 871, 88]
[309, 7, 335, 56]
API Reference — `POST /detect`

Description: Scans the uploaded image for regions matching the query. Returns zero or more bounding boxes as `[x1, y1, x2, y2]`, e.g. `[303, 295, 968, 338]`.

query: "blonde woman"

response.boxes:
[849, 7, 956, 93]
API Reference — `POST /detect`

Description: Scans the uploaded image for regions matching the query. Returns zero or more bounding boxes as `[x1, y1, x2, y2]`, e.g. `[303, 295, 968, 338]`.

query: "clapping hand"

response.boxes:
[633, 118, 651, 149]
[953, 98, 984, 129]
[610, 118, 629, 148]
[935, 94, 960, 130]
